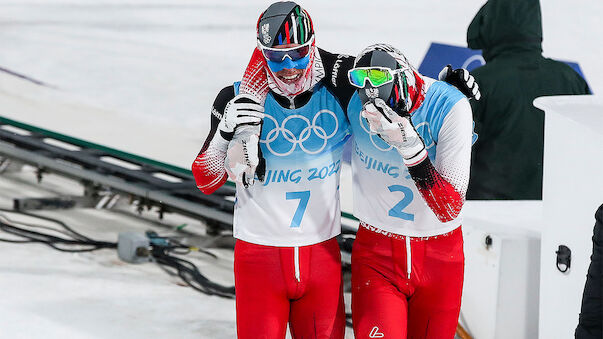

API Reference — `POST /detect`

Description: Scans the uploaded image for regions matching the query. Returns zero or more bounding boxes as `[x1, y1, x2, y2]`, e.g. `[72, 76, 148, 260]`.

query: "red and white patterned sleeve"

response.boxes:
[407, 98, 473, 222]
[239, 47, 269, 103]
[193, 48, 269, 194]
[191, 86, 234, 195]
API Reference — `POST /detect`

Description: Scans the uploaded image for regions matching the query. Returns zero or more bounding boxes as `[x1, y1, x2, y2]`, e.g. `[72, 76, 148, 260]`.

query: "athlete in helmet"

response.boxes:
[191, 2, 478, 338]
[348, 44, 473, 338]
[193, 2, 350, 337]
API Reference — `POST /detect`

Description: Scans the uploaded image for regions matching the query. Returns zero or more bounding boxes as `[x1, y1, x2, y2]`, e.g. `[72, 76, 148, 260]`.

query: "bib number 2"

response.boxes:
[388, 185, 414, 221]
[286, 191, 311, 228]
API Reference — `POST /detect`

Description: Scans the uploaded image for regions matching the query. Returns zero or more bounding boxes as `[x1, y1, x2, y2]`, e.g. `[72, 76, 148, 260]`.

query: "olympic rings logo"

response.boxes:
[358, 111, 394, 152]
[260, 109, 339, 157]
[359, 114, 435, 152]
[414, 122, 435, 150]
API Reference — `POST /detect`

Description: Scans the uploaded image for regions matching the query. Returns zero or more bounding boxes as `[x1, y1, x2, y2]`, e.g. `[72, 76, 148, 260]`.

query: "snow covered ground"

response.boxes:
[0, 167, 241, 339]
[0, 1, 602, 338]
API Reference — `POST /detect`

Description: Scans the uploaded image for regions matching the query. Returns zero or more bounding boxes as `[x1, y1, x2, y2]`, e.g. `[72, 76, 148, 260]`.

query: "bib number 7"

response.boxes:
[286, 190, 311, 228]
[388, 185, 414, 221]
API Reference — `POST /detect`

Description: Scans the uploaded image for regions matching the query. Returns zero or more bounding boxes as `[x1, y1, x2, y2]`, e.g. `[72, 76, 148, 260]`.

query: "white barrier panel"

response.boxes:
[461, 201, 542, 339]
[535, 95, 603, 339]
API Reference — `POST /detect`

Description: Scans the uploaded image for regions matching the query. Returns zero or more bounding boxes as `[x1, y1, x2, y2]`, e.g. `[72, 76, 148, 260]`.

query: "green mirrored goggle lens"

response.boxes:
[367, 69, 392, 86]
[348, 68, 394, 88]
[348, 69, 367, 87]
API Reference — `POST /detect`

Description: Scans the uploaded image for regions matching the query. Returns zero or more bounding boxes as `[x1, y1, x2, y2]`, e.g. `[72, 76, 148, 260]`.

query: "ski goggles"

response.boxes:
[347, 67, 407, 88]
[266, 55, 310, 73]
[259, 36, 314, 63]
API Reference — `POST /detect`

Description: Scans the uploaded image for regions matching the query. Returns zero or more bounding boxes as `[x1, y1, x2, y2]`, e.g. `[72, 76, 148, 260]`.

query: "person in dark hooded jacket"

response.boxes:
[575, 204, 603, 339]
[465, 0, 590, 200]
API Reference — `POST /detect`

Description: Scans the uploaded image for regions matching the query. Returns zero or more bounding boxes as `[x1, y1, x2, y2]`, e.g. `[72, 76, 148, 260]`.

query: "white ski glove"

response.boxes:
[362, 98, 427, 166]
[438, 65, 481, 100]
[218, 94, 264, 139]
[226, 131, 262, 188]
[221, 94, 265, 188]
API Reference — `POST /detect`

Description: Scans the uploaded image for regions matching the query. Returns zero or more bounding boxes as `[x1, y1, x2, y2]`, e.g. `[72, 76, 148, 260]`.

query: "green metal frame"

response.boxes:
[0, 116, 357, 220]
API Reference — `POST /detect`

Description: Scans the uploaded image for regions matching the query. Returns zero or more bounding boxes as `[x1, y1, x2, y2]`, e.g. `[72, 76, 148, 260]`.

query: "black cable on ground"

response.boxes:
[0, 213, 117, 252]
[0, 208, 97, 242]
[0, 208, 235, 299]
[0, 237, 33, 243]
[150, 243, 235, 299]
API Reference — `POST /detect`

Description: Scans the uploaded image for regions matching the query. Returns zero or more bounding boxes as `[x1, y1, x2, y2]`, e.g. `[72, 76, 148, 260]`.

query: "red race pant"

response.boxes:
[351, 224, 464, 339]
[234, 237, 345, 339]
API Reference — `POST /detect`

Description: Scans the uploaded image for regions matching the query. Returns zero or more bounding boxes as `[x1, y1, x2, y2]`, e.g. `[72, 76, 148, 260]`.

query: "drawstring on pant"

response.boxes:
[406, 236, 412, 279]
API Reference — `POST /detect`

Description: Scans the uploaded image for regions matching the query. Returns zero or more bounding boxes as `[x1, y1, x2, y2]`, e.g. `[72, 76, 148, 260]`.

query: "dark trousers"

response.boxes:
[576, 204, 603, 339]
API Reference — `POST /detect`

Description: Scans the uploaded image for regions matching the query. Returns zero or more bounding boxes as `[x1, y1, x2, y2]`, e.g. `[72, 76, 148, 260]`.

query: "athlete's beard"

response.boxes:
[266, 46, 321, 98]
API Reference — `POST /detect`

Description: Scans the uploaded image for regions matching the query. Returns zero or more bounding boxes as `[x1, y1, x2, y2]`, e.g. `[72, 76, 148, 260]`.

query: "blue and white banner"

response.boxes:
[417, 42, 589, 89]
